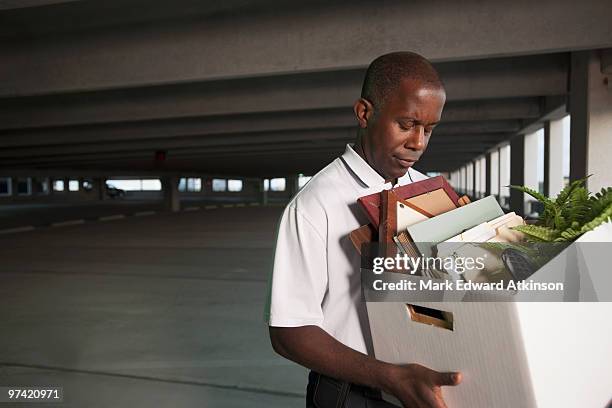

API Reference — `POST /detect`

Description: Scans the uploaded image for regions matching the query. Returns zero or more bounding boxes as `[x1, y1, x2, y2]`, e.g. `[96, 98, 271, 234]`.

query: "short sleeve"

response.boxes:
[265, 205, 328, 327]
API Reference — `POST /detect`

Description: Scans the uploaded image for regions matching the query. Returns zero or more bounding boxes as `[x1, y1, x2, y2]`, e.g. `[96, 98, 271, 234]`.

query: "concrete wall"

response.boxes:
[180, 177, 262, 203]
[587, 52, 612, 193]
[0, 175, 280, 205]
[0, 176, 101, 204]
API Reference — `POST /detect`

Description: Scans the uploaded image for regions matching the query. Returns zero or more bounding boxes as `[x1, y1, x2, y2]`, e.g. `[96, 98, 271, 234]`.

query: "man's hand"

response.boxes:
[383, 363, 462, 408]
[270, 326, 461, 408]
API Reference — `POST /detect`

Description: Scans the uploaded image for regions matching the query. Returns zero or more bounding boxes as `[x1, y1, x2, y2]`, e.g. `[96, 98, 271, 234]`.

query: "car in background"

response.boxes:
[106, 185, 126, 198]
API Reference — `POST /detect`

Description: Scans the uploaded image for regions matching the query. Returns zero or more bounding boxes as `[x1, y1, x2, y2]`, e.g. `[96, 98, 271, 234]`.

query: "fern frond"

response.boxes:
[508, 175, 610, 243]
[555, 176, 591, 204]
[564, 188, 592, 224]
[592, 187, 612, 202]
[539, 205, 559, 228]
[552, 210, 567, 231]
[554, 228, 583, 242]
[511, 224, 558, 242]
[509, 184, 553, 205]
[588, 187, 612, 221]
[508, 184, 561, 227]
[580, 202, 612, 234]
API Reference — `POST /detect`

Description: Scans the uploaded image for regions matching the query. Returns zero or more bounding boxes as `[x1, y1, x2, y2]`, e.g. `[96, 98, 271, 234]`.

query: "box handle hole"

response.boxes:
[406, 304, 454, 331]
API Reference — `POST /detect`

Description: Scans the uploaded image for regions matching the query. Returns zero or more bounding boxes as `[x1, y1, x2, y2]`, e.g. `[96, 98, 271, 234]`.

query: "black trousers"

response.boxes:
[306, 371, 400, 408]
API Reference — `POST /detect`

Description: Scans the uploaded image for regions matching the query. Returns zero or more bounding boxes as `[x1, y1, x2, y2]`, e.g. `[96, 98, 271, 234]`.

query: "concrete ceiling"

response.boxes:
[1, 0, 610, 177]
[0, 0, 81, 11]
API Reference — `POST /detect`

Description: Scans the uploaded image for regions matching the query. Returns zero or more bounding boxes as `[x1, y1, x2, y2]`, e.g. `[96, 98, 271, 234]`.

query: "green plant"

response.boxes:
[508, 176, 612, 242]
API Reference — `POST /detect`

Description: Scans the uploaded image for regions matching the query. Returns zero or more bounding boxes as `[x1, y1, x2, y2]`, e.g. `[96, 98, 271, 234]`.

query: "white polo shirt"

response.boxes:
[266, 143, 428, 354]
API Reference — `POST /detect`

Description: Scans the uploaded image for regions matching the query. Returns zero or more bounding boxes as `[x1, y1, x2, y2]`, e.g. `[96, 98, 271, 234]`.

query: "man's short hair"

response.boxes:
[361, 51, 444, 109]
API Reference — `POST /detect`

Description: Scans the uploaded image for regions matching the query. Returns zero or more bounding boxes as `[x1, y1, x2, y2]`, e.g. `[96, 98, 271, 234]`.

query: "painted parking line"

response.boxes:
[235, 203, 246, 207]
[0, 225, 36, 234]
[183, 206, 200, 211]
[51, 219, 85, 227]
[222, 204, 235, 208]
[249, 202, 260, 206]
[98, 214, 126, 221]
[134, 211, 156, 217]
[204, 205, 218, 209]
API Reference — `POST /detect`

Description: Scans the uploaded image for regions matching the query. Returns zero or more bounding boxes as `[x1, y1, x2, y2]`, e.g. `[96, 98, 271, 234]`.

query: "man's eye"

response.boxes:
[399, 122, 414, 130]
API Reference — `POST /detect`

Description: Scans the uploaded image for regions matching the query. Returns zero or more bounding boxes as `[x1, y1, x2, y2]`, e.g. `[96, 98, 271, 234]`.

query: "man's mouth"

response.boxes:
[394, 156, 417, 167]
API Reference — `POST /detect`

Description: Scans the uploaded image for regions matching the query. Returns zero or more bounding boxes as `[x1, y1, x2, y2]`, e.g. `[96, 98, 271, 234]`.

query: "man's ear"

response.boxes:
[353, 98, 374, 129]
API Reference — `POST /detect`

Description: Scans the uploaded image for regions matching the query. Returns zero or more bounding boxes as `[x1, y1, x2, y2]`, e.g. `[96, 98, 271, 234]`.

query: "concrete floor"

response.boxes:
[0, 206, 306, 407]
[0, 200, 164, 230]
[0, 196, 265, 230]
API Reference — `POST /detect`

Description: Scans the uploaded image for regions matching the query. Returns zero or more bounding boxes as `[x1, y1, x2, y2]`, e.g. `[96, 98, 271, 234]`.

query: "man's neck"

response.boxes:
[353, 140, 399, 185]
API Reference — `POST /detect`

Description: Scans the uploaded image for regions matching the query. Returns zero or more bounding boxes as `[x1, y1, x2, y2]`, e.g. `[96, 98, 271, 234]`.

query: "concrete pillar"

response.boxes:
[524, 130, 539, 214]
[569, 51, 589, 184]
[474, 159, 480, 198]
[162, 175, 180, 212]
[467, 162, 474, 198]
[43, 178, 51, 195]
[479, 157, 486, 199]
[260, 179, 268, 206]
[543, 122, 551, 197]
[31, 178, 41, 195]
[96, 178, 106, 201]
[11, 177, 19, 197]
[499, 145, 511, 208]
[510, 135, 525, 216]
[450, 170, 459, 191]
[547, 118, 566, 199]
[473, 161, 478, 198]
[490, 150, 499, 199]
[485, 153, 491, 197]
[586, 49, 612, 192]
[467, 163, 472, 197]
[292, 176, 300, 196]
[568, 49, 612, 192]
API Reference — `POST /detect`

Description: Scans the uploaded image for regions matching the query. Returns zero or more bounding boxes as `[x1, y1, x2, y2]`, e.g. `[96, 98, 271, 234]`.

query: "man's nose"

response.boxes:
[405, 126, 425, 151]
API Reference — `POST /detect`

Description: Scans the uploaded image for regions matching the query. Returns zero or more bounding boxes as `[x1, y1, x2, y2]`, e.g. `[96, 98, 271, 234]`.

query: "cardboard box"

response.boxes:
[365, 222, 612, 408]
[356, 178, 612, 407]
[367, 301, 537, 407]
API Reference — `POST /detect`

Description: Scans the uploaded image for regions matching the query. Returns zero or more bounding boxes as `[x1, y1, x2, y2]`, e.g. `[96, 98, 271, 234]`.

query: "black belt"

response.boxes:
[307, 371, 400, 408]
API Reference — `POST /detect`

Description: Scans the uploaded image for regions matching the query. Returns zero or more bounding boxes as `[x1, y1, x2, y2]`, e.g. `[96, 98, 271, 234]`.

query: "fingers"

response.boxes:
[396, 364, 461, 408]
[430, 370, 462, 386]
[433, 386, 449, 408]
[419, 386, 448, 408]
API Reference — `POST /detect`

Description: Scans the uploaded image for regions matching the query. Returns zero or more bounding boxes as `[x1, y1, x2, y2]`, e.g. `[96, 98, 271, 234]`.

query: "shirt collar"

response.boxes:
[341, 144, 414, 189]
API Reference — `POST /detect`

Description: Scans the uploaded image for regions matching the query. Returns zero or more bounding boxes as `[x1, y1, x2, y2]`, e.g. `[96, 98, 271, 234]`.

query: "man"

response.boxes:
[266, 52, 462, 408]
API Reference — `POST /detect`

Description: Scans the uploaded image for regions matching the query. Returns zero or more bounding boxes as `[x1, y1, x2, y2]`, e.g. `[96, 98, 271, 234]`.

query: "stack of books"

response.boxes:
[350, 175, 526, 281]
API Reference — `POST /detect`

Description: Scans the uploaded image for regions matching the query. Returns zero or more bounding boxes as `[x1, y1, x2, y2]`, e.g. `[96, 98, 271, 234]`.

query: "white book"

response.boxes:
[395, 201, 429, 232]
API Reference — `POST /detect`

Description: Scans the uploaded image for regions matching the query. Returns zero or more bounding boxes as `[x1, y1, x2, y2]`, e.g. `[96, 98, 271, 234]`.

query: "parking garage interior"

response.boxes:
[1, 1, 611, 407]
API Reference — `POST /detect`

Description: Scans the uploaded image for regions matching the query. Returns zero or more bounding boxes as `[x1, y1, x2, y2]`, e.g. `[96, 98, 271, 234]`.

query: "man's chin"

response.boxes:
[386, 167, 410, 181]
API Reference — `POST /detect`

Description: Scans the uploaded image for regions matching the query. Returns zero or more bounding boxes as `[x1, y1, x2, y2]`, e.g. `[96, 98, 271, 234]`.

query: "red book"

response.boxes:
[357, 176, 460, 228]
